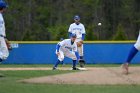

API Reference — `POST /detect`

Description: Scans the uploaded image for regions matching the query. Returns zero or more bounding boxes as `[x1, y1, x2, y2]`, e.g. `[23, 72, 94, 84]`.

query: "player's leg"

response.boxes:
[65, 51, 79, 70]
[78, 44, 85, 68]
[53, 50, 64, 70]
[122, 32, 140, 74]
[0, 50, 3, 62]
[126, 46, 138, 64]
[0, 37, 8, 77]
[122, 46, 138, 74]
[0, 37, 9, 62]
[78, 44, 83, 59]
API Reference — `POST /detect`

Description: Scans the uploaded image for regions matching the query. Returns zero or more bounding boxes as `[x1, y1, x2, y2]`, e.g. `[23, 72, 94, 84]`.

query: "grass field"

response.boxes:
[0, 64, 140, 93]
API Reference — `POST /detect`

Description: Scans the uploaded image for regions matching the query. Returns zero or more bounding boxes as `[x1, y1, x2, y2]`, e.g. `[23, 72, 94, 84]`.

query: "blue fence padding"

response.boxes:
[3, 43, 140, 64]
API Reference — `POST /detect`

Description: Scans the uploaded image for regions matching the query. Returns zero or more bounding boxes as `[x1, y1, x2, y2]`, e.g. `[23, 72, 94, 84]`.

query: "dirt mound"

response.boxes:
[21, 67, 140, 85]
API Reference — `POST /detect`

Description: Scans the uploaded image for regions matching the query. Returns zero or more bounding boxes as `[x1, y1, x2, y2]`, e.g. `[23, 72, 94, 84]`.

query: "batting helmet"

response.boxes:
[71, 33, 77, 38]
[0, 0, 8, 8]
[74, 15, 80, 20]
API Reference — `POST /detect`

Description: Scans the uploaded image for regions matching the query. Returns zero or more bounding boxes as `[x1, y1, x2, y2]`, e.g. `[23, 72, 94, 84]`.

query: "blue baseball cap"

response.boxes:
[74, 15, 80, 20]
[71, 33, 77, 38]
[0, 1, 8, 8]
[60, 38, 64, 41]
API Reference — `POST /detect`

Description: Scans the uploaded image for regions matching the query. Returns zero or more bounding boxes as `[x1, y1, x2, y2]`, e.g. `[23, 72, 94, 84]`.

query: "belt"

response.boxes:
[0, 35, 5, 37]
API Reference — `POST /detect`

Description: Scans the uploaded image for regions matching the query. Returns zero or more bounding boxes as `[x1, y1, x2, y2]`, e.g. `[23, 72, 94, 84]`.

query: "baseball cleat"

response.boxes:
[70, 67, 80, 70]
[52, 67, 57, 70]
[121, 63, 129, 75]
[80, 63, 85, 68]
[79, 59, 85, 68]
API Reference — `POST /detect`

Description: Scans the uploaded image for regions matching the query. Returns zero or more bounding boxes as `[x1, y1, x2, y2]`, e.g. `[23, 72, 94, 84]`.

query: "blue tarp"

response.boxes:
[3, 43, 140, 64]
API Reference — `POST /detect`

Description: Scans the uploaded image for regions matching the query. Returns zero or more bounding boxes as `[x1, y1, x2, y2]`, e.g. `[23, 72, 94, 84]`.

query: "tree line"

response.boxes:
[4, 0, 140, 41]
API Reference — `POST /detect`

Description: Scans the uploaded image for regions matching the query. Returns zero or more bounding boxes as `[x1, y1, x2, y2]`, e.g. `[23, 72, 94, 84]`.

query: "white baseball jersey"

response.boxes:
[56, 39, 78, 61]
[68, 23, 85, 39]
[0, 13, 9, 60]
[134, 31, 140, 50]
[0, 13, 6, 37]
[58, 39, 77, 52]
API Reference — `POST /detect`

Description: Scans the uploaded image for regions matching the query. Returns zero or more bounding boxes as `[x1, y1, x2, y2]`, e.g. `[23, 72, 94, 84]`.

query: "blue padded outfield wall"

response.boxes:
[3, 41, 140, 64]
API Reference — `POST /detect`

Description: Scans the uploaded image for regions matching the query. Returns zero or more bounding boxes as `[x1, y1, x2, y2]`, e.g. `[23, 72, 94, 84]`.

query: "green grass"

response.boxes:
[0, 64, 140, 68]
[0, 65, 140, 93]
[0, 70, 77, 93]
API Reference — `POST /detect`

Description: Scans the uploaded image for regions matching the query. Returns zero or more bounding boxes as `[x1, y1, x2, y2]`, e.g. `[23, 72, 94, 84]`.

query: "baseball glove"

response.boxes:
[76, 40, 83, 47]
[79, 59, 85, 67]
[5, 38, 12, 50]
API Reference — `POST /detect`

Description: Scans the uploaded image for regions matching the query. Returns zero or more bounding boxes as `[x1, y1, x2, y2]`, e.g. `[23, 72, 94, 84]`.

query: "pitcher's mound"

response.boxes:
[21, 67, 140, 85]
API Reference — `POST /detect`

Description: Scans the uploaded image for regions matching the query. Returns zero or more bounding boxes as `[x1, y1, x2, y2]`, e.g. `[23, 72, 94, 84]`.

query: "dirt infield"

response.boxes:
[7, 67, 138, 85]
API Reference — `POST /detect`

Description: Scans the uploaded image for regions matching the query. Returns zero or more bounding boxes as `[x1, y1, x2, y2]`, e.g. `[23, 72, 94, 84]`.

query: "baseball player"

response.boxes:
[52, 33, 80, 70]
[122, 29, 140, 74]
[68, 15, 86, 68]
[0, 0, 9, 62]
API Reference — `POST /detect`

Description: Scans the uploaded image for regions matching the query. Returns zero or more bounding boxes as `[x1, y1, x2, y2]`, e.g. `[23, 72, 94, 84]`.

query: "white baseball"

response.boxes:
[98, 23, 102, 26]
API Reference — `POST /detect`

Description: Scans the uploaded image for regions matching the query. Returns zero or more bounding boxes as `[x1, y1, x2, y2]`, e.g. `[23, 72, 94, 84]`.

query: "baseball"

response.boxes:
[98, 23, 102, 26]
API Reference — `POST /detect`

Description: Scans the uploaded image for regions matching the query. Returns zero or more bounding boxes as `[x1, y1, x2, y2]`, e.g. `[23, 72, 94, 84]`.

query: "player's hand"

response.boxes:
[56, 52, 60, 56]
[80, 40, 83, 44]
[77, 41, 83, 47]
[5, 38, 12, 50]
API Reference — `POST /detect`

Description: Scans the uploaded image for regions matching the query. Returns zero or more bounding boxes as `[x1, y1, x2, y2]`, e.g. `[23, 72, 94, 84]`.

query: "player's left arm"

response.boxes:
[79, 24, 86, 43]
[82, 24, 86, 41]
[82, 34, 85, 41]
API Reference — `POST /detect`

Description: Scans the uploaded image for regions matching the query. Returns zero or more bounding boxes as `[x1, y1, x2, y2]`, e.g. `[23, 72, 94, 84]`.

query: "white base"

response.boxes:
[78, 67, 88, 71]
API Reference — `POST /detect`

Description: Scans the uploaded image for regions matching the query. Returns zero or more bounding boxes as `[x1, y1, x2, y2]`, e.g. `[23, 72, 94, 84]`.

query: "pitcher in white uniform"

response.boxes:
[0, 1, 9, 62]
[122, 30, 140, 74]
[53, 33, 80, 70]
[68, 15, 86, 68]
